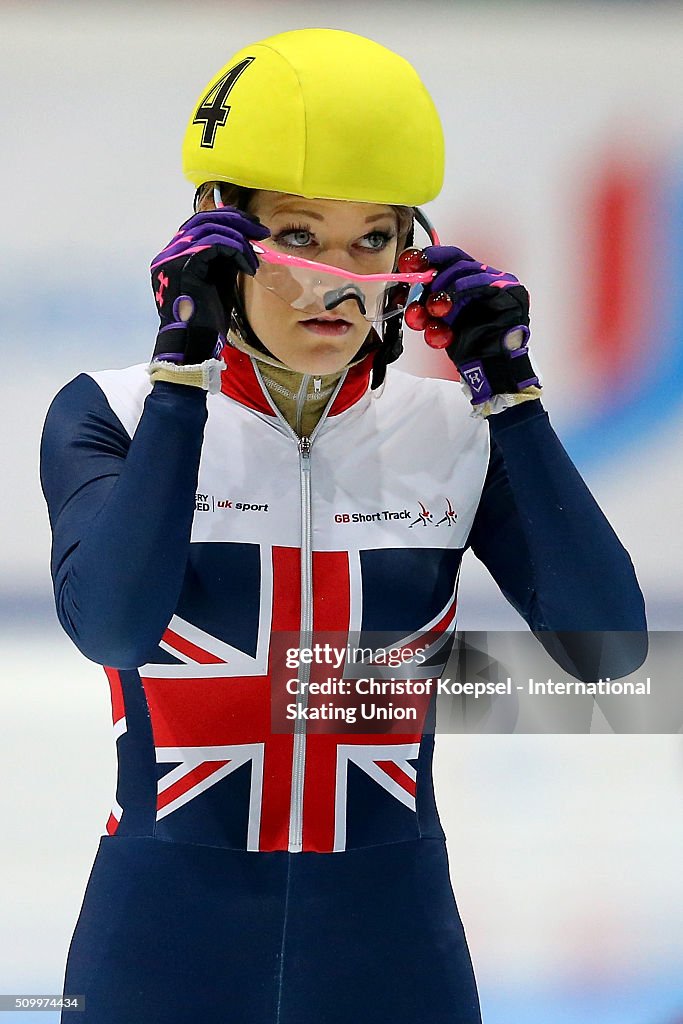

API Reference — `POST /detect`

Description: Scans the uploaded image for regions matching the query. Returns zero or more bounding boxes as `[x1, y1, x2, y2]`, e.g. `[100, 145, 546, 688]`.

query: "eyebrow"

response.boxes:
[270, 207, 394, 224]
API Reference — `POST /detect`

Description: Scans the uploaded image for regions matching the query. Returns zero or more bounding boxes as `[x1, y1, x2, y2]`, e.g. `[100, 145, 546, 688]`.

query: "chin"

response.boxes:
[288, 352, 354, 376]
[284, 334, 366, 376]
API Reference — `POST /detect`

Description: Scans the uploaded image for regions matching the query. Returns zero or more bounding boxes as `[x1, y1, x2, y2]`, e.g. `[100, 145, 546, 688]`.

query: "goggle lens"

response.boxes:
[249, 249, 432, 323]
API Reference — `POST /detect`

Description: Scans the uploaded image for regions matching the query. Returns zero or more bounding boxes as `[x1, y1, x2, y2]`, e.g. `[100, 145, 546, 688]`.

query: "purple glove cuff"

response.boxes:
[459, 361, 493, 404]
[154, 351, 185, 364]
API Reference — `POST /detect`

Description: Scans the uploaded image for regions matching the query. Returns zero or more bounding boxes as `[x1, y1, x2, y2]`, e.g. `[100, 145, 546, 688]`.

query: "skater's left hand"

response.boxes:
[413, 245, 542, 412]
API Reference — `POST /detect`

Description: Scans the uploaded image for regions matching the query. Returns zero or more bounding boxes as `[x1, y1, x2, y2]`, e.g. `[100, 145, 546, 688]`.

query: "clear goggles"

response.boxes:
[214, 186, 439, 323]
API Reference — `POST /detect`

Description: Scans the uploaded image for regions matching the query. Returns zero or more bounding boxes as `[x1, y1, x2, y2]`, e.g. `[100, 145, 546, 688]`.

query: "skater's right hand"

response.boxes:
[149, 207, 271, 367]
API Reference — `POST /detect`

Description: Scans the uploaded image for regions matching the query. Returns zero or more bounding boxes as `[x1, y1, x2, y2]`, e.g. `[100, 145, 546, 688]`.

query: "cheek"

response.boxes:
[242, 276, 290, 332]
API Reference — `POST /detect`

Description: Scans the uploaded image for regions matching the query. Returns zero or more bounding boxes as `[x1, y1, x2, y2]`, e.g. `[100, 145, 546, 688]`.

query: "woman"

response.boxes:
[41, 28, 647, 1023]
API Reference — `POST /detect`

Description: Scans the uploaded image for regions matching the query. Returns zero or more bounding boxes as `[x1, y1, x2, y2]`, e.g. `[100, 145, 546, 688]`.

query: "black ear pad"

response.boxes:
[229, 285, 279, 360]
[370, 220, 416, 390]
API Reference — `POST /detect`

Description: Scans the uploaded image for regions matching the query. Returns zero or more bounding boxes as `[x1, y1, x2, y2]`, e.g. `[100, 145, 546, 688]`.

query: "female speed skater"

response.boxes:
[41, 27, 647, 1023]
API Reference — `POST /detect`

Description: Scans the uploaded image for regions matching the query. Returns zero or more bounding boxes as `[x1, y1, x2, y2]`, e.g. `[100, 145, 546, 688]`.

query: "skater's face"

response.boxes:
[239, 191, 400, 375]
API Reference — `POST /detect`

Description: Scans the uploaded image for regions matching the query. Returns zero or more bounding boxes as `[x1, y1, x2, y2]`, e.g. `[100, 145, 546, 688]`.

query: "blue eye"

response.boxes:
[272, 224, 395, 254]
[359, 231, 393, 251]
[274, 225, 315, 249]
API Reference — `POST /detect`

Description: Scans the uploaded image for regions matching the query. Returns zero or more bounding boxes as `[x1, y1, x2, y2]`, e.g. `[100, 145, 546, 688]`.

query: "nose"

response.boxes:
[319, 247, 358, 274]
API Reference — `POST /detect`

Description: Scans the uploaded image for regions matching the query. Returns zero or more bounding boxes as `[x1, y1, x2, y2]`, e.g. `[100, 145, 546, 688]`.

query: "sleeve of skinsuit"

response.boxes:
[40, 374, 208, 670]
[465, 398, 648, 680]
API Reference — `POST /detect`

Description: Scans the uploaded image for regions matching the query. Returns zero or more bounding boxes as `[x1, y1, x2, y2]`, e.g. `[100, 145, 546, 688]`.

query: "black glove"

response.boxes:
[150, 207, 270, 366]
[413, 245, 540, 407]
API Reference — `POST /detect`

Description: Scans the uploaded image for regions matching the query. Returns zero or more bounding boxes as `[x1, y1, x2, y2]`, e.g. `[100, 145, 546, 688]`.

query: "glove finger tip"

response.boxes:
[234, 253, 258, 276]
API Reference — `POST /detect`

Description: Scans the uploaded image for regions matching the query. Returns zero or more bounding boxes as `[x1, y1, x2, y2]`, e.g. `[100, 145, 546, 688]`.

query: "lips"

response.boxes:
[300, 316, 353, 336]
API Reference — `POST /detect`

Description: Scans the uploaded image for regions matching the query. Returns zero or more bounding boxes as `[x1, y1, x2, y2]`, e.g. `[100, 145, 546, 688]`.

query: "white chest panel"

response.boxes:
[87, 363, 490, 554]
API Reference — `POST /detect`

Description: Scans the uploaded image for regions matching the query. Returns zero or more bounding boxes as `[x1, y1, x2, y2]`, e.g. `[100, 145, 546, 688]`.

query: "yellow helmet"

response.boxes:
[181, 28, 444, 206]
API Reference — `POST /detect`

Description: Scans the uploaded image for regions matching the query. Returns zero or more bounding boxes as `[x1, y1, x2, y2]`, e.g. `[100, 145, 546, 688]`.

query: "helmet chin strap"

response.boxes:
[369, 213, 415, 390]
[230, 284, 278, 360]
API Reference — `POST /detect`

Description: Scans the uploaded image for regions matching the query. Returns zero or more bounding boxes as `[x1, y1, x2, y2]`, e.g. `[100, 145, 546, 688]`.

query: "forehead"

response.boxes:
[251, 191, 396, 225]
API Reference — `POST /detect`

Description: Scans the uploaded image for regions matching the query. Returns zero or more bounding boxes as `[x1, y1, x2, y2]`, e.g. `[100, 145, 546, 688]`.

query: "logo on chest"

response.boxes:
[195, 493, 270, 514]
[334, 499, 458, 529]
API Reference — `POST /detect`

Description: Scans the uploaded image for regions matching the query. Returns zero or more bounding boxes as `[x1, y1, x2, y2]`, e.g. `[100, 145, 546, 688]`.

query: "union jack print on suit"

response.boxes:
[104, 543, 459, 852]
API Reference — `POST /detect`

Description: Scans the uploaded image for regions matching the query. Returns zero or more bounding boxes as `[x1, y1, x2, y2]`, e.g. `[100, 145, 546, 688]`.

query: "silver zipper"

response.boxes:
[248, 359, 349, 853]
[295, 375, 310, 437]
[288, 435, 312, 852]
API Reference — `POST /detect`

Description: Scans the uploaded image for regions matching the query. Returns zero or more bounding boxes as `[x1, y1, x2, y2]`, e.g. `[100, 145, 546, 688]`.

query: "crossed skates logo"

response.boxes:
[409, 499, 458, 528]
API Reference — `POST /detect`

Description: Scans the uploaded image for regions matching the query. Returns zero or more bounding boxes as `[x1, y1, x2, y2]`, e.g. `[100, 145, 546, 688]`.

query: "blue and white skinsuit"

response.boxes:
[40, 342, 647, 1023]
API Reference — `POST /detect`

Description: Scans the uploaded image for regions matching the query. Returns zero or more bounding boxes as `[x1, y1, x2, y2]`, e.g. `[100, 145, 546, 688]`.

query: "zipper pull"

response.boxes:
[299, 436, 312, 461]
[313, 377, 322, 394]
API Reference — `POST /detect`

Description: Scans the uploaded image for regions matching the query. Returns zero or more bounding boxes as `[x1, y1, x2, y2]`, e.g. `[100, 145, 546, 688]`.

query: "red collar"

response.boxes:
[219, 346, 374, 418]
